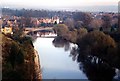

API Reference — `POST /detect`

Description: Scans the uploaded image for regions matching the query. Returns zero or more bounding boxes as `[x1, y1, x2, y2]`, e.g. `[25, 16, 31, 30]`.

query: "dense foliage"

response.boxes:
[2, 33, 37, 80]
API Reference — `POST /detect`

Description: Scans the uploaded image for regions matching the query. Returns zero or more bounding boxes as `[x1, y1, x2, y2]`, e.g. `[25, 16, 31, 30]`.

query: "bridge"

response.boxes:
[24, 27, 54, 35]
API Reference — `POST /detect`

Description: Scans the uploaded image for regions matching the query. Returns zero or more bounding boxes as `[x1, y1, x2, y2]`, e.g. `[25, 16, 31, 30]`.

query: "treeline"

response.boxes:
[2, 8, 72, 18]
[2, 32, 40, 80]
[54, 17, 120, 66]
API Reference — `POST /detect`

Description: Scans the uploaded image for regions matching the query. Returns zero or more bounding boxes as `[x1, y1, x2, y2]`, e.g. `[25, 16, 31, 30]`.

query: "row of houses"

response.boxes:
[1, 15, 61, 34]
[2, 15, 61, 28]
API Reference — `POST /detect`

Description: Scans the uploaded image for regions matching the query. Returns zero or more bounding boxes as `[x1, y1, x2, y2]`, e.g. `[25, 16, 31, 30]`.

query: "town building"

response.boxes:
[1, 27, 13, 34]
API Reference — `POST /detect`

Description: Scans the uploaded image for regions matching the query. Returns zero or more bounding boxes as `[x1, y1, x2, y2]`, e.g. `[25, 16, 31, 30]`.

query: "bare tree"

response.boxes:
[64, 18, 74, 29]
[73, 12, 92, 28]
[89, 19, 103, 30]
[102, 15, 112, 31]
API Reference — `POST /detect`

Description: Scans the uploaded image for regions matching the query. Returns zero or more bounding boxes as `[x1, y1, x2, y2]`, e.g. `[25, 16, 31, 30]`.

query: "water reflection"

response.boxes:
[53, 37, 120, 81]
[69, 47, 78, 61]
[34, 37, 87, 79]
[77, 53, 116, 81]
[52, 37, 70, 51]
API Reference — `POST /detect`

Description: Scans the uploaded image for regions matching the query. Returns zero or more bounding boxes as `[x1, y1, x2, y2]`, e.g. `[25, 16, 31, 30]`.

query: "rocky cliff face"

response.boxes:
[1, 34, 41, 81]
[34, 50, 42, 80]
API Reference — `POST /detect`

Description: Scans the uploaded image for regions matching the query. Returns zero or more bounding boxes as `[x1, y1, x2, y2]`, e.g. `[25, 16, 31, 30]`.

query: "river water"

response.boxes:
[33, 37, 87, 79]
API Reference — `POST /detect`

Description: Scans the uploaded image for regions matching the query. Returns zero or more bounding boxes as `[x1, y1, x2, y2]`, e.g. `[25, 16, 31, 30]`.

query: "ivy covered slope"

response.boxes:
[2, 33, 38, 80]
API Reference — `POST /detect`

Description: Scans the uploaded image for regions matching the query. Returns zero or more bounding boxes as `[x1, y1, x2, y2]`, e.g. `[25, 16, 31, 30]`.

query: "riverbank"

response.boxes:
[2, 33, 42, 80]
[34, 49, 42, 80]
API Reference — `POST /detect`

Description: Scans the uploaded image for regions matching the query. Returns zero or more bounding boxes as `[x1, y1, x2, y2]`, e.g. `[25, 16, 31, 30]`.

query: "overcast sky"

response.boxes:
[1, 0, 119, 11]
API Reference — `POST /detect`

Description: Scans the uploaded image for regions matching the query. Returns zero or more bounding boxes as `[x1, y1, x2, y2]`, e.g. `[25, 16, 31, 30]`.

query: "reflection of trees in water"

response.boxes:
[69, 47, 78, 61]
[52, 37, 120, 81]
[69, 46, 120, 81]
[52, 37, 70, 51]
[77, 53, 115, 81]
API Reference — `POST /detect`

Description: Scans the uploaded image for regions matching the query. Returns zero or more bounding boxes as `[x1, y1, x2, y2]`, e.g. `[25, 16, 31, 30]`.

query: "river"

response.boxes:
[33, 37, 87, 79]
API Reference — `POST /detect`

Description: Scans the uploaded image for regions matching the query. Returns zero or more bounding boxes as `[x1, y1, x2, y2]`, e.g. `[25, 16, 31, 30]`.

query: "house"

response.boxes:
[1, 27, 13, 34]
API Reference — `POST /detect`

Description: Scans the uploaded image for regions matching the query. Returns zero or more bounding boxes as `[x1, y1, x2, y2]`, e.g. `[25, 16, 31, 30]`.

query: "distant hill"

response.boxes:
[2, 4, 118, 12]
[75, 5, 118, 12]
[49, 5, 118, 12]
